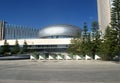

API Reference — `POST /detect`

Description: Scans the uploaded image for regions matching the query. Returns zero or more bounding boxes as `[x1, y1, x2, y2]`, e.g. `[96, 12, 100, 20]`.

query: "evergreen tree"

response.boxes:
[91, 31, 101, 59]
[68, 22, 101, 58]
[79, 22, 91, 56]
[83, 21, 101, 58]
[11, 40, 20, 54]
[83, 33, 92, 56]
[82, 22, 88, 40]
[100, 26, 118, 60]
[0, 40, 10, 55]
[111, 0, 120, 31]
[111, 0, 120, 58]
[91, 21, 99, 32]
[22, 41, 28, 53]
[98, 0, 120, 60]
[91, 21, 99, 40]
[68, 31, 81, 55]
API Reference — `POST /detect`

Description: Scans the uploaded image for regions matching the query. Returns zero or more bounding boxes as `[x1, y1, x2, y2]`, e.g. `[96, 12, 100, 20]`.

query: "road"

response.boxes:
[0, 60, 120, 83]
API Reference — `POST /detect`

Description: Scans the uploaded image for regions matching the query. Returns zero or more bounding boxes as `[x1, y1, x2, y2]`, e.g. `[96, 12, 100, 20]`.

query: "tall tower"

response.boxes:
[97, 0, 111, 35]
[0, 21, 5, 40]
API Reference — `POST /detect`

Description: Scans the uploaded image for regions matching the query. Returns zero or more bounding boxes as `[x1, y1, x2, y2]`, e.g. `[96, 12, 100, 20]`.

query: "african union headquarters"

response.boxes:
[1, 21, 92, 60]
[0, 20, 102, 60]
[0, 0, 112, 60]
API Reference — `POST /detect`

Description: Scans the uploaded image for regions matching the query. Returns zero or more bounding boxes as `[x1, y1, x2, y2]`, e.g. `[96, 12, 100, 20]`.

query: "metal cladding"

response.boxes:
[39, 24, 81, 38]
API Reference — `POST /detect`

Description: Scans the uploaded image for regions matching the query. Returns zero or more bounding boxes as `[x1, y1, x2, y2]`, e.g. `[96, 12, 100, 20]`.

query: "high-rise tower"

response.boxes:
[0, 21, 5, 40]
[97, 0, 112, 35]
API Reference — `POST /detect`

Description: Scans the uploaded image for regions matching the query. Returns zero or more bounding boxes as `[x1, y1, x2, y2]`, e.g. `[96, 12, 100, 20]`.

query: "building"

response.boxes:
[97, 0, 113, 35]
[0, 21, 39, 40]
[0, 21, 81, 54]
[0, 21, 5, 40]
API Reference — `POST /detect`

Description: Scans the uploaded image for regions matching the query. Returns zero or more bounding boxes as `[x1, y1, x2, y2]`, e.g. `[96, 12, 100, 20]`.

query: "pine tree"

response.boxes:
[91, 21, 99, 32]
[81, 22, 91, 56]
[68, 31, 81, 55]
[0, 40, 10, 55]
[111, 0, 120, 31]
[22, 41, 28, 53]
[91, 21, 99, 40]
[100, 26, 118, 60]
[91, 31, 101, 59]
[111, 0, 120, 58]
[82, 22, 88, 40]
[11, 40, 20, 54]
[84, 33, 92, 56]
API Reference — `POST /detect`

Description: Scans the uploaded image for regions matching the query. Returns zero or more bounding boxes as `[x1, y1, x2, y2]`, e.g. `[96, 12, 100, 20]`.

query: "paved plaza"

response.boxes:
[0, 60, 120, 83]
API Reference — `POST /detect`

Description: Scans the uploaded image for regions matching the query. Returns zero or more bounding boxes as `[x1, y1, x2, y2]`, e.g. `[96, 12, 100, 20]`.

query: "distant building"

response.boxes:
[0, 21, 5, 40]
[97, 0, 113, 35]
[0, 21, 81, 54]
[0, 21, 39, 40]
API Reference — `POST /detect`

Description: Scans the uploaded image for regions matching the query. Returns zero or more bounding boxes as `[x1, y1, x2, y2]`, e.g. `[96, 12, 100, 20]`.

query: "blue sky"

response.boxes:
[0, 0, 98, 30]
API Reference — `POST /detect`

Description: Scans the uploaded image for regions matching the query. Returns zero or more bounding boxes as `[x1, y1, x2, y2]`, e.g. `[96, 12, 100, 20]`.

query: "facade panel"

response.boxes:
[4, 24, 39, 39]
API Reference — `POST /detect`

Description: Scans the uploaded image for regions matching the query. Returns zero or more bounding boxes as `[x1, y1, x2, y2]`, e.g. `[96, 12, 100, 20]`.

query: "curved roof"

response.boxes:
[39, 24, 81, 38]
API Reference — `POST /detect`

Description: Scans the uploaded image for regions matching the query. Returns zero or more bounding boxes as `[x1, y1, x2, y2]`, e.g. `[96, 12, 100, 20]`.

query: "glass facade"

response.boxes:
[4, 24, 39, 39]
[27, 44, 68, 53]
[0, 22, 76, 53]
[41, 35, 72, 39]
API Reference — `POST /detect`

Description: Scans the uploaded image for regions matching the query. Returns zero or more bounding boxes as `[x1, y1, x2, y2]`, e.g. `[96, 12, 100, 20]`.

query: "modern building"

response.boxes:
[0, 21, 39, 40]
[97, 0, 111, 35]
[97, 0, 113, 35]
[0, 21, 5, 40]
[0, 21, 81, 54]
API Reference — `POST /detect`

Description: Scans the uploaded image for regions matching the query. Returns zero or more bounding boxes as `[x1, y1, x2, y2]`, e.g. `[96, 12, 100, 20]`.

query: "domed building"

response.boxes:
[0, 21, 81, 58]
[35, 24, 81, 53]
[39, 24, 81, 38]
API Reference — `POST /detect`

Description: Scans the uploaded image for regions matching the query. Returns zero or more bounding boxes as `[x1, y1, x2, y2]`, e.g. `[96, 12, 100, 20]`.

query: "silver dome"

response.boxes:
[39, 24, 81, 38]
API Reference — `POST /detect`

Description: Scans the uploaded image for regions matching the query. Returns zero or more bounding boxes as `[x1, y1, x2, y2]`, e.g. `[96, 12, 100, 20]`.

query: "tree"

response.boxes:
[22, 41, 28, 53]
[91, 21, 99, 32]
[91, 31, 101, 59]
[100, 26, 118, 60]
[111, 0, 120, 31]
[110, 0, 120, 58]
[89, 21, 101, 59]
[0, 40, 10, 55]
[68, 22, 90, 56]
[68, 31, 81, 55]
[82, 22, 88, 40]
[82, 21, 101, 58]
[81, 21, 102, 59]
[81, 22, 89, 55]
[83, 33, 92, 56]
[91, 21, 99, 40]
[11, 40, 20, 54]
[68, 22, 101, 59]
